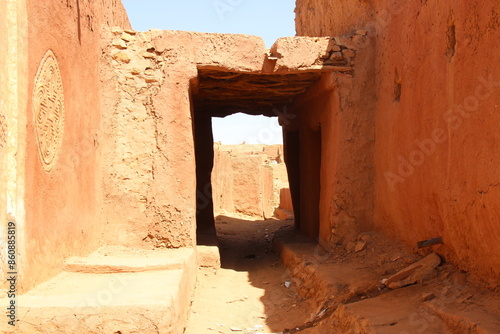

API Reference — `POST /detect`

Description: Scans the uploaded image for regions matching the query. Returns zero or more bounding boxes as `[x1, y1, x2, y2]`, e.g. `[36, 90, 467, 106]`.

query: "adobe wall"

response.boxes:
[279, 188, 293, 213]
[295, 0, 500, 287]
[0, 0, 29, 293]
[212, 146, 235, 216]
[284, 31, 376, 241]
[231, 154, 269, 217]
[1, 0, 130, 293]
[212, 144, 290, 219]
[100, 30, 269, 248]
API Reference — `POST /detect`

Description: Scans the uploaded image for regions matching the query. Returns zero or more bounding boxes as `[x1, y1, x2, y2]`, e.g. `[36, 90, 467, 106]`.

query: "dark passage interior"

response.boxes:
[191, 68, 324, 243]
[299, 126, 322, 239]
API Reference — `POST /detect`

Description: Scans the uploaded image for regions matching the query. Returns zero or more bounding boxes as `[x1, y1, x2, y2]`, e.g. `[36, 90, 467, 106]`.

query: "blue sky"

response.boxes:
[122, 0, 296, 144]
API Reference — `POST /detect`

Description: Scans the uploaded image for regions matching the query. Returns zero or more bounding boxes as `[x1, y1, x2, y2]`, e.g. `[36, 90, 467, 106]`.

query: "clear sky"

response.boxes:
[121, 0, 296, 144]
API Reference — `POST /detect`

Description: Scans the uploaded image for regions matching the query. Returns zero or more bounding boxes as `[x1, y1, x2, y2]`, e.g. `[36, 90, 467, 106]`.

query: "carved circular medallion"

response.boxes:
[33, 50, 65, 171]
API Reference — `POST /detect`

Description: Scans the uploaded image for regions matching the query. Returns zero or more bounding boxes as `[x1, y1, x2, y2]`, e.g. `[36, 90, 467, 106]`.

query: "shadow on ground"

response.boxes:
[213, 214, 313, 333]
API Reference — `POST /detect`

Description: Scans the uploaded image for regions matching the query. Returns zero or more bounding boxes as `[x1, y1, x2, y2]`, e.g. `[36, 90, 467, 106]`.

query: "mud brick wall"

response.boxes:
[101, 29, 197, 248]
[212, 144, 290, 219]
[101, 29, 269, 248]
[295, 0, 500, 288]
[0, 0, 130, 293]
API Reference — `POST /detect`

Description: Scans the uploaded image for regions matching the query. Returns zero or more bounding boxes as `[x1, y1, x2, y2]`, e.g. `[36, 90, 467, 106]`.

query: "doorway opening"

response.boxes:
[193, 111, 293, 246]
[191, 68, 322, 245]
[211, 113, 290, 217]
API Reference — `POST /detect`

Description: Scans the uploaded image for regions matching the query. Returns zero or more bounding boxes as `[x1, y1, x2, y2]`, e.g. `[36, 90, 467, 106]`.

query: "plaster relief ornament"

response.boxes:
[33, 50, 65, 171]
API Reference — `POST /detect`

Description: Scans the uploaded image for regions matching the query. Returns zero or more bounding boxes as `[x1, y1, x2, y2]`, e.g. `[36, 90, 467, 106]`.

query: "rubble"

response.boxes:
[383, 253, 442, 289]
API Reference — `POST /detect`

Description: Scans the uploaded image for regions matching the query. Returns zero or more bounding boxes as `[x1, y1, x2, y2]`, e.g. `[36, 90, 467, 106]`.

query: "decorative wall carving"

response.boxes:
[33, 50, 65, 171]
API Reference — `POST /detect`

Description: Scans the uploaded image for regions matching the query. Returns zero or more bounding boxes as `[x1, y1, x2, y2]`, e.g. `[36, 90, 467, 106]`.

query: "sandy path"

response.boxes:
[184, 216, 311, 334]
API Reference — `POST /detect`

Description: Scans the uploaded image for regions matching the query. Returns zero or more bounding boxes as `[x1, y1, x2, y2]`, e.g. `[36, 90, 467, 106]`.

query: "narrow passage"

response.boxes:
[184, 215, 311, 334]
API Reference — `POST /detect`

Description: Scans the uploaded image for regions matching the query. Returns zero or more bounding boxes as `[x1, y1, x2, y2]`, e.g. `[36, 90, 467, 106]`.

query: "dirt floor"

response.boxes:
[185, 215, 500, 334]
[184, 215, 312, 334]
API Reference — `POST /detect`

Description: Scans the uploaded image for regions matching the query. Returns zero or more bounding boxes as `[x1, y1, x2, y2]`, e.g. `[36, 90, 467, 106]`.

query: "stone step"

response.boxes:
[274, 207, 294, 220]
[424, 295, 500, 333]
[318, 285, 452, 334]
[274, 229, 500, 334]
[63, 247, 193, 273]
[1, 247, 196, 334]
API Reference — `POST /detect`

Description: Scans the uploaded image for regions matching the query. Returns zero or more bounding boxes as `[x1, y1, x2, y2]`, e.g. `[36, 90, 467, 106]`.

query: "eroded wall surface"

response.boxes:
[296, 0, 500, 287]
[101, 30, 269, 248]
[285, 32, 375, 241]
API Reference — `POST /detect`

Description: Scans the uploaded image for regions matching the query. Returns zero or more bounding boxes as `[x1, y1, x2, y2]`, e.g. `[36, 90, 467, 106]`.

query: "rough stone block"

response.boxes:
[384, 253, 441, 289]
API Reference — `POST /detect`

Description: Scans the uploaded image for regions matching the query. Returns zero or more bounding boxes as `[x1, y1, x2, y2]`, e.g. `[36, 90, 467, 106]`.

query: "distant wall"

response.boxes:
[212, 146, 235, 216]
[295, 0, 500, 287]
[212, 144, 290, 219]
[279, 189, 293, 213]
[232, 154, 268, 217]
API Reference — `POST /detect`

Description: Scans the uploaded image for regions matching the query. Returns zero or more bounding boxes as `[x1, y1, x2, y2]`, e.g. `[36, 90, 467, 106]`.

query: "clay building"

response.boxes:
[0, 0, 499, 333]
[211, 143, 292, 220]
